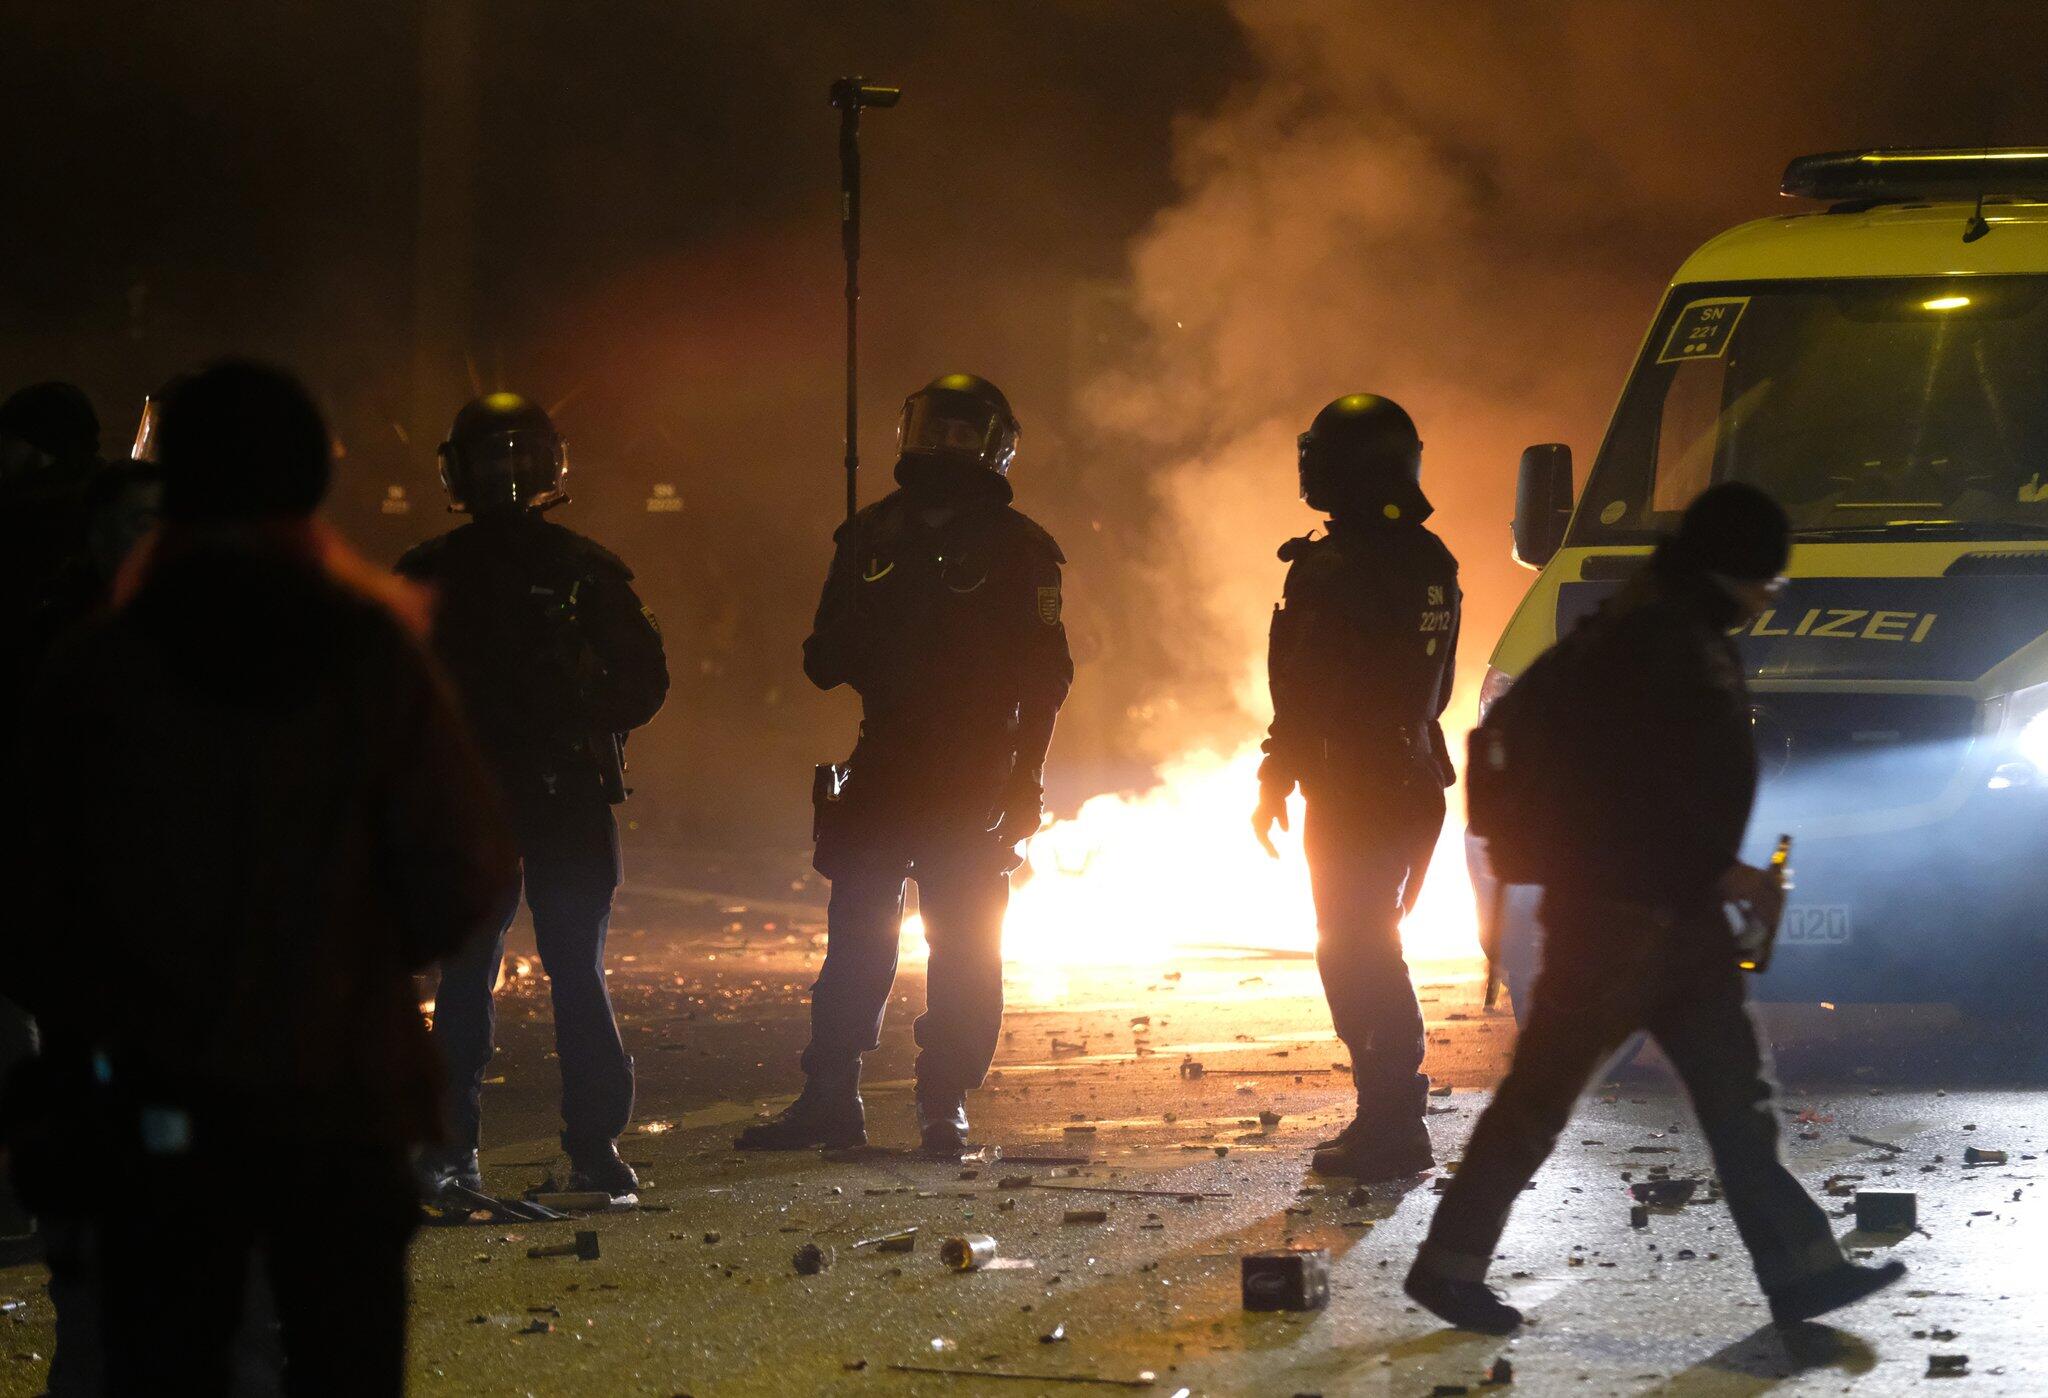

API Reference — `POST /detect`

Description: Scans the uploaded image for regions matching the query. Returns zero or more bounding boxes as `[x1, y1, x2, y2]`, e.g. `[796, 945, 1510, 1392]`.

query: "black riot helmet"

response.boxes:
[438, 391, 568, 515]
[1297, 393, 1428, 522]
[895, 373, 1020, 496]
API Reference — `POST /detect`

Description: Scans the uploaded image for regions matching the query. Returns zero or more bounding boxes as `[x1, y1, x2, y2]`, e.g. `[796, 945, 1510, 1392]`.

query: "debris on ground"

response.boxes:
[792, 1242, 833, 1275]
[1241, 1247, 1331, 1312]
[1629, 1205, 1650, 1229]
[1040, 1322, 1068, 1344]
[529, 1190, 629, 1212]
[1963, 1146, 2008, 1166]
[1179, 1059, 1205, 1079]
[1927, 1354, 1970, 1377]
[1629, 1178, 1699, 1207]
[1062, 1208, 1109, 1225]
[1483, 1355, 1514, 1385]
[525, 1230, 600, 1261]
[1848, 1134, 1905, 1154]
[940, 1234, 999, 1271]
[854, 1228, 918, 1252]
[1854, 1190, 1917, 1232]
[887, 1361, 1157, 1388]
[427, 1184, 568, 1225]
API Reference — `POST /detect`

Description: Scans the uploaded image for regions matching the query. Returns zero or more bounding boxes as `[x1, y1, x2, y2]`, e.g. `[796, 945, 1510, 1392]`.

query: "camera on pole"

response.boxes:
[829, 77, 901, 522]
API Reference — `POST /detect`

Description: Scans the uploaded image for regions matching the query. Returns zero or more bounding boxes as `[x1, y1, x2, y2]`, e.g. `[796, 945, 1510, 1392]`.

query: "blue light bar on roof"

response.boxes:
[1783, 147, 2048, 202]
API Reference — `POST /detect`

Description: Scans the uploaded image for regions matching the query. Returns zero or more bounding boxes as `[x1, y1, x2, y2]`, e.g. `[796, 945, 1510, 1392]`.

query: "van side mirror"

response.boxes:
[1512, 443, 1573, 569]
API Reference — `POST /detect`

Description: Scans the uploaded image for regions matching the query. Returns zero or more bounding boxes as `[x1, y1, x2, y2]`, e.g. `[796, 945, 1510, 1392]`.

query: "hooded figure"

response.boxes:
[3, 359, 516, 1393]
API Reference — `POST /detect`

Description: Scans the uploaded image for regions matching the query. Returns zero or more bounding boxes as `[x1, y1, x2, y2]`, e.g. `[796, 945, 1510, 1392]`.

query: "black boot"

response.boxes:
[566, 1140, 642, 1201]
[1314, 1115, 1364, 1152]
[1404, 1260, 1523, 1334]
[419, 1146, 484, 1197]
[1767, 1260, 1906, 1326]
[734, 1064, 867, 1151]
[915, 1084, 970, 1159]
[1312, 1115, 1433, 1181]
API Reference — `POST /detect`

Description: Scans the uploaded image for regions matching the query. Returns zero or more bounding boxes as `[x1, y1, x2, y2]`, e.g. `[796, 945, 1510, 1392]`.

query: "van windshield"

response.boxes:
[1568, 276, 2048, 546]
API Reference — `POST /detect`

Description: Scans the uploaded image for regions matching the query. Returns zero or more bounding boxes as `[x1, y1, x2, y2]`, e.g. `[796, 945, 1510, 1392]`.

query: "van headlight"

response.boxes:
[1989, 681, 2048, 788]
[1477, 665, 1516, 724]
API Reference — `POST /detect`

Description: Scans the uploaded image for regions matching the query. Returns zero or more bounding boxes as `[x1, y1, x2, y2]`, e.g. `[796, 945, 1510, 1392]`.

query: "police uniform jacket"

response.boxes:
[398, 514, 668, 804]
[1260, 517, 1460, 800]
[805, 483, 1072, 824]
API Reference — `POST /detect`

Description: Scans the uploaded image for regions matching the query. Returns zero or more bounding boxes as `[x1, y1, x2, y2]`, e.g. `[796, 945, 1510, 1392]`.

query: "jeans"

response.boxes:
[432, 794, 632, 1155]
[1418, 891, 1843, 1292]
[802, 828, 1012, 1095]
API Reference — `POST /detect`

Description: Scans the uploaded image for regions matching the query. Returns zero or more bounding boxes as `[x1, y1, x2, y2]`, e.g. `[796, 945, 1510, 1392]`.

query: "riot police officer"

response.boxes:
[400, 392, 668, 1199]
[737, 373, 1071, 1158]
[1252, 394, 1459, 1181]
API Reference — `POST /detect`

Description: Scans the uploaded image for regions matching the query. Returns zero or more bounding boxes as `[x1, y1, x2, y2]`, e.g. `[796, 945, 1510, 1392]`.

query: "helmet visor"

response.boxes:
[450, 428, 565, 511]
[898, 390, 1018, 475]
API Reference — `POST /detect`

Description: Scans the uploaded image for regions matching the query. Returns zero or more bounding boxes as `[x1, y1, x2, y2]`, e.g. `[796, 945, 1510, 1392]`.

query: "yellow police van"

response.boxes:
[1475, 147, 2048, 1022]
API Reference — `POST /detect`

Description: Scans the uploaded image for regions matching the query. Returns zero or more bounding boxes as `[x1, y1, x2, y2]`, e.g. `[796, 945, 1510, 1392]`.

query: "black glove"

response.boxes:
[988, 777, 1046, 847]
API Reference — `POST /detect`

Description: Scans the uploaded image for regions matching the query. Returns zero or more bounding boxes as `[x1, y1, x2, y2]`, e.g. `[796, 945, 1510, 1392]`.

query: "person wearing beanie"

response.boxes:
[1405, 480, 1903, 1335]
[1, 359, 517, 1392]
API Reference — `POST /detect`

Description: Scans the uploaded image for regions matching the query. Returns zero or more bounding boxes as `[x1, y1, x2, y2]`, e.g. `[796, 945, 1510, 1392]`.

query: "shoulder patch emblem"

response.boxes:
[1037, 585, 1062, 627]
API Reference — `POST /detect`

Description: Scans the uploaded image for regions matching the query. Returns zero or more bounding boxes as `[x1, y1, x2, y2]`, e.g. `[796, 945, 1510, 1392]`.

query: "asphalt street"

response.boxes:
[0, 862, 2039, 1396]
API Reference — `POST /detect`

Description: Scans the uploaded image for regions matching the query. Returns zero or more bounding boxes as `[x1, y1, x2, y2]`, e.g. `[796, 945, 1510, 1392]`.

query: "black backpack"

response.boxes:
[1465, 627, 1599, 887]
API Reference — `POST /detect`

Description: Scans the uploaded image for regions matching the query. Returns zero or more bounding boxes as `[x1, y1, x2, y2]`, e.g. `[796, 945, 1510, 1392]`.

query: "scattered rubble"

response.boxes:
[940, 1234, 1000, 1271]
[791, 1242, 833, 1275]
[1241, 1247, 1331, 1311]
[525, 1230, 600, 1261]
[1628, 1178, 1699, 1207]
[1854, 1190, 1917, 1232]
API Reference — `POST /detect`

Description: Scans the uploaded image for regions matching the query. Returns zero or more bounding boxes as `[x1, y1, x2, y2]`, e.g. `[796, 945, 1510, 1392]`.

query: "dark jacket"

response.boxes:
[1557, 547, 1757, 906]
[1260, 518, 1461, 799]
[805, 486, 1072, 817]
[398, 513, 668, 803]
[2, 528, 519, 1146]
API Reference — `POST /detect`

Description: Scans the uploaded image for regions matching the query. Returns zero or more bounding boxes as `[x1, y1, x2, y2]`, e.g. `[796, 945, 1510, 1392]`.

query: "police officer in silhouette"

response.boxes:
[738, 374, 1071, 1158]
[1254, 394, 1459, 1181]
[400, 393, 668, 1200]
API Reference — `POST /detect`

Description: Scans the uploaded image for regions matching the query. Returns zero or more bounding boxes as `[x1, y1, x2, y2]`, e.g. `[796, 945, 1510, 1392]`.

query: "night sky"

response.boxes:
[6, 1, 2046, 846]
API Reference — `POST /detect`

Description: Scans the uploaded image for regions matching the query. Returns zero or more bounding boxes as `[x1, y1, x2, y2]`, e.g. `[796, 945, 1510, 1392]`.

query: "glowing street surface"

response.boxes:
[8, 863, 2039, 1398]
[1, 863, 2036, 1395]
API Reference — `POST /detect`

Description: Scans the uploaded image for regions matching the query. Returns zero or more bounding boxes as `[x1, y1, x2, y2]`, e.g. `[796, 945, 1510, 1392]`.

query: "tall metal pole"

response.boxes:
[830, 78, 899, 521]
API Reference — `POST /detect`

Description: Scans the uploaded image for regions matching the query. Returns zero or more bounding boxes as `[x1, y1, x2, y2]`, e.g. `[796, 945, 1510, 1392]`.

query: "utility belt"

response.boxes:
[1291, 722, 1440, 781]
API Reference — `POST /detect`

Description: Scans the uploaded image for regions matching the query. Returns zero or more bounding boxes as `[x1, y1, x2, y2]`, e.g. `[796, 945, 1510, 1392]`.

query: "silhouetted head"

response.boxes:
[1298, 393, 1429, 523]
[438, 391, 567, 515]
[895, 372, 1019, 502]
[156, 360, 332, 524]
[1668, 481, 1791, 621]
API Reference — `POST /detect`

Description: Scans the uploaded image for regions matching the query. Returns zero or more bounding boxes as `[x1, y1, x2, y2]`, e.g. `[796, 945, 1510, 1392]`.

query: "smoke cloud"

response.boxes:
[1082, 0, 2048, 761]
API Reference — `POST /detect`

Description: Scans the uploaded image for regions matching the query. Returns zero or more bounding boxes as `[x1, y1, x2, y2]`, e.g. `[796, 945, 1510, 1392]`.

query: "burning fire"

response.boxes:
[965, 738, 1483, 969]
